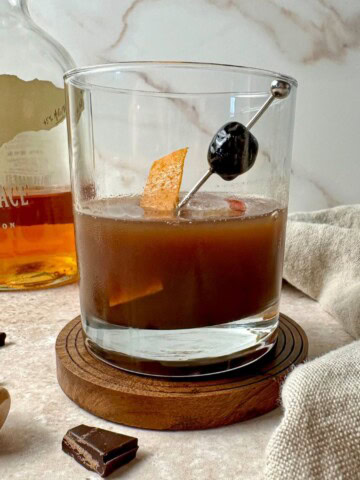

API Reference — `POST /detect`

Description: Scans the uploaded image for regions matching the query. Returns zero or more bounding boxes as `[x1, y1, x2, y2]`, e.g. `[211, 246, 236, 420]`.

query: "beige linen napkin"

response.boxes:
[283, 205, 360, 338]
[265, 205, 360, 480]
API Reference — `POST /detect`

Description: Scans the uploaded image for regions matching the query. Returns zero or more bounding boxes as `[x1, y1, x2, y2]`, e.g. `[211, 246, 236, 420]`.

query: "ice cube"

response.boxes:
[186, 192, 229, 212]
[180, 193, 240, 219]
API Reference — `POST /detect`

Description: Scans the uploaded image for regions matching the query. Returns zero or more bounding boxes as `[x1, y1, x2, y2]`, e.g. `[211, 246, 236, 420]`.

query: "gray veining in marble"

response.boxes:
[26, 0, 360, 211]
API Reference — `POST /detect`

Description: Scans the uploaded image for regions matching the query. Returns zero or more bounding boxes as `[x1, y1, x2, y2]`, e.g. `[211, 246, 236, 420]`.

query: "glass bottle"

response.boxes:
[0, 0, 77, 290]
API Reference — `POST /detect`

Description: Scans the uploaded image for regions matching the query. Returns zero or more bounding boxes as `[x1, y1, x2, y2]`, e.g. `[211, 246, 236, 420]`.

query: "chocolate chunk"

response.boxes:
[0, 332, 6, 347]
[62, 424, 138, 477]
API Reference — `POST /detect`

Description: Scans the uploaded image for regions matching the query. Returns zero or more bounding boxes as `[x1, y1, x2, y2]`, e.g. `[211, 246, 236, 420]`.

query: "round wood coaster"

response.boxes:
[56, 314, 307, 431]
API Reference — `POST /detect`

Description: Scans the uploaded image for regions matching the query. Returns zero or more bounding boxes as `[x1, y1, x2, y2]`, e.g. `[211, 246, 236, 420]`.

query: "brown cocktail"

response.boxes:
[75, 193, 286, 375]
[77, 194, 285, 330]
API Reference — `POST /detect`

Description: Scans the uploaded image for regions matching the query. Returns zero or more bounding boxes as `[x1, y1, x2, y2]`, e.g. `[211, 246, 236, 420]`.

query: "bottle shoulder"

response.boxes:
[26, 19, 76, 71]
[0, 16, 75, 82]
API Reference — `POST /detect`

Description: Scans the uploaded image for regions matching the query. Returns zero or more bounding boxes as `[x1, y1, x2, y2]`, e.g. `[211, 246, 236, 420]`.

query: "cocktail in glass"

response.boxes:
[65, 62, 297, 377]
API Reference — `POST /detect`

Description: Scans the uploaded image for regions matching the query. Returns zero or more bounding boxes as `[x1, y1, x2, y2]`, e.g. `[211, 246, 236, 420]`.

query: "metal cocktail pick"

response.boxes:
[176, 79, 291, 211]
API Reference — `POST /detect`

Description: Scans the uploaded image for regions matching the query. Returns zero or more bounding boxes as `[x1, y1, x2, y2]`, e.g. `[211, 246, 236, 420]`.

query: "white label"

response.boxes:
[0, 185, 29, 209]
[0, 74, 66, 148]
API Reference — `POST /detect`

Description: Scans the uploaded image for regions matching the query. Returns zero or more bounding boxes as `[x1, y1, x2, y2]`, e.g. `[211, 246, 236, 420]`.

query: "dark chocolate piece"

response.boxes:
[62, 424, 138, 477]
[0, 332, 6, 347]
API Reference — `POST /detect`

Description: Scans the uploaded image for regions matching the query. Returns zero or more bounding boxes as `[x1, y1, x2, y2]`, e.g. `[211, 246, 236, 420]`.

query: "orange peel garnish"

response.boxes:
[110, 148, 188, 306]
[140, 148, 188, 211]
[109, 280, 163, 307]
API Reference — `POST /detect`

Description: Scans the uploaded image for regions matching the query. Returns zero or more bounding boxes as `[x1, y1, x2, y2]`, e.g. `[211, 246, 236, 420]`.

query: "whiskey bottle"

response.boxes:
[0, 0, 77, 290]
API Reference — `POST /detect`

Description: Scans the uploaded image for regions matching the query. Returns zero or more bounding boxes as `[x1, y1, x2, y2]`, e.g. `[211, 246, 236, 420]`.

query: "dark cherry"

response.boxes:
[207, 122, 258, 181]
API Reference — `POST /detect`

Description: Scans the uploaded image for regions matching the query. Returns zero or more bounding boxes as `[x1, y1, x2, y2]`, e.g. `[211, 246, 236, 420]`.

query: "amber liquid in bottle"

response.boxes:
[0, 188, 77, 289]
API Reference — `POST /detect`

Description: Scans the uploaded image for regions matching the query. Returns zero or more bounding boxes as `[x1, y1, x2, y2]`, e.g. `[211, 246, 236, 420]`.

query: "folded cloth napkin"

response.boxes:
[283, 205, 360, 338]
[265, 205, 360, 480]
[265, 340, 360, 480]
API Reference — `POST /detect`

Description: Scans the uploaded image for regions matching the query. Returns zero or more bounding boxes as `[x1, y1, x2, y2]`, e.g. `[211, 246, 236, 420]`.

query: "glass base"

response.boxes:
[0, 255, 78, 290]
[83, 309, 279, 377]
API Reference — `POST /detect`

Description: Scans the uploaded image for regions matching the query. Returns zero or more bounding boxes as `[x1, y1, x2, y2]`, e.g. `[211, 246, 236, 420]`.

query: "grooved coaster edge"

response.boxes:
[56, 314, 308, 431]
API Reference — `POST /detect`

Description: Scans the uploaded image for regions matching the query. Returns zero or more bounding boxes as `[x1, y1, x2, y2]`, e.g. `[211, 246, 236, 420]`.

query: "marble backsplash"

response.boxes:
[30, 0, 360, 212]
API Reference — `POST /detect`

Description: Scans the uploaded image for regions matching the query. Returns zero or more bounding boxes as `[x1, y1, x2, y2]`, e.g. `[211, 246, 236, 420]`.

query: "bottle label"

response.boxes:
[0, 185, 29, 208]
[0, 74, 66, 148]
[0, 74, 70, 217]
[0, 127, 68, 190]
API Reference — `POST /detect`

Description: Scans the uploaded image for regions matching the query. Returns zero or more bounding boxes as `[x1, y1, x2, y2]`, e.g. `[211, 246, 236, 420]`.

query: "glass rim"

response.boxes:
[64, 61, 298, 97]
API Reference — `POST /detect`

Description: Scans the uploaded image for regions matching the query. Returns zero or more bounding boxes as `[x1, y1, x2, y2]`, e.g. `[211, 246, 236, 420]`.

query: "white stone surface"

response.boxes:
[27, 0, 360, 212]
[0, 284, 353, 479]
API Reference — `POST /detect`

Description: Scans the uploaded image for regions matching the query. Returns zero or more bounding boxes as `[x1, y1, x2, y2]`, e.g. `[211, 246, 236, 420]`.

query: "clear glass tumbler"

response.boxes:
[65, 62, 297, 377]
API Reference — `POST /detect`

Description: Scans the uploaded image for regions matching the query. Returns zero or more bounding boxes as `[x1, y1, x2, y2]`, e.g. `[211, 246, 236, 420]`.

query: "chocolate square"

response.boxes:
[62, 424, 138, 477]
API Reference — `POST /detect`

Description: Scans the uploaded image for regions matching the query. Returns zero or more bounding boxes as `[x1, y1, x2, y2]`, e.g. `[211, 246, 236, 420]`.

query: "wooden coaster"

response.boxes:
[56, 314, 307, 431]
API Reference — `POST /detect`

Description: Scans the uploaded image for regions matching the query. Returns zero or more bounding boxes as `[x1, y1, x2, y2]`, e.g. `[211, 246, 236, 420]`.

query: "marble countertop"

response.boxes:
[0, 283, 353, 480]
[29, 0, 360, 212]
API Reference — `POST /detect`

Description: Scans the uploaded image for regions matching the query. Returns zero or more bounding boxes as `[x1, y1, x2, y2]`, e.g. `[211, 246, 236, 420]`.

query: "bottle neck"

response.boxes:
[0, 0, 29, 18]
